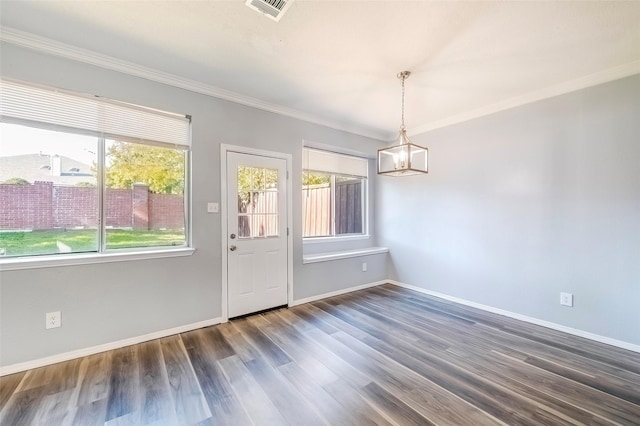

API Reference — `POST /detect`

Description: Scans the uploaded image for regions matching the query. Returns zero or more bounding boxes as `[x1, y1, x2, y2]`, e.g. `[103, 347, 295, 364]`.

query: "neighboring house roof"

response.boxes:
[0, 154, 94, 186]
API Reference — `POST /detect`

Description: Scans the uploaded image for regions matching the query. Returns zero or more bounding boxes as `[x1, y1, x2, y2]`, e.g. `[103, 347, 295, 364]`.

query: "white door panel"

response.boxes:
[227, 152, 288, 318]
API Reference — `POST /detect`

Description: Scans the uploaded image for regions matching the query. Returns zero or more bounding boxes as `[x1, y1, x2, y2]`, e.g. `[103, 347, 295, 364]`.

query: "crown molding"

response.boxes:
[2, 27, 638, 143]
[409, 60, 640, 138]
[0, 26, 386, 141]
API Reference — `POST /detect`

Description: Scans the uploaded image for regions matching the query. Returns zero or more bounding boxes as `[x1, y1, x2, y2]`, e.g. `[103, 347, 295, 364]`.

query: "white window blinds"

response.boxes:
[0, 79, 191, 148]
[303, 147, 368, 178]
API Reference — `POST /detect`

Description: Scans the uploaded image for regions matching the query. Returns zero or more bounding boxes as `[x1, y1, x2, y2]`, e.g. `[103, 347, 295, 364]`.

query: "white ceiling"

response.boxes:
[1, 1, 639, 141]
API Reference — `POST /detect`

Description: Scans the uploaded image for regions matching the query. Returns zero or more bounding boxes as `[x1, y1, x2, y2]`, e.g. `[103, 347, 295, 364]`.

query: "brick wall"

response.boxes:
[54, 186, 98, 228]
[0, 181, 54, 229]
[132, 184, 149, 230]
[149, 193, 185, 229]
[105, 188, 132, 228]
[0, 182, 184, 231]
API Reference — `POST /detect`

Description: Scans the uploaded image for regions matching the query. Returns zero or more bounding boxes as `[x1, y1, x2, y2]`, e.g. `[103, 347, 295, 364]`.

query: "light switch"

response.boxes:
[207, 202, 219, 213]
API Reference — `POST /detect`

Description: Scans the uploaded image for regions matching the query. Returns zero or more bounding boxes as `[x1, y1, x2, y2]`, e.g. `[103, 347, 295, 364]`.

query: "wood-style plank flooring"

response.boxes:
[1, 284, 639, 425]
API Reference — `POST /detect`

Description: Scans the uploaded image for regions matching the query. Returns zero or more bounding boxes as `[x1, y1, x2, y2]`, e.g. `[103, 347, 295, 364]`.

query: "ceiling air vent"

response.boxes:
[245, 0, 293, 22]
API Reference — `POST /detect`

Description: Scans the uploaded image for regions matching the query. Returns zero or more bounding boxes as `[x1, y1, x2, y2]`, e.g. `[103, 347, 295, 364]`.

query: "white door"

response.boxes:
[226, 152, 288, 318]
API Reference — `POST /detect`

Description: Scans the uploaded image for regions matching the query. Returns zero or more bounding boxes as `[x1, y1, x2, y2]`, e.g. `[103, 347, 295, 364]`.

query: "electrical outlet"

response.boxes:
[362, 262, 367, 272]
[560, 292, 574, 307]
[207, 202, 219, 213]
[46, 311, 61, 329]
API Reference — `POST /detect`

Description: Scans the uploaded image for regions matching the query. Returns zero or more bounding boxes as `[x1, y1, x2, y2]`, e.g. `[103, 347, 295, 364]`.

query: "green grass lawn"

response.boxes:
[0, 229, 186, 257]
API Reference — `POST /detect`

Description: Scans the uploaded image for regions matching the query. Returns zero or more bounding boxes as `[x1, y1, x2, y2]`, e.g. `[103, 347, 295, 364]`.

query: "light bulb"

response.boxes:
[399, 148, 407, 168]
[393, 147, 408, 169]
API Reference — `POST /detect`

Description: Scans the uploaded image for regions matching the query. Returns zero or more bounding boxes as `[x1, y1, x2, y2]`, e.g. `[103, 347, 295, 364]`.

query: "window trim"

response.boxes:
[0, 247, 195, 271]
[0, 128, 191, 259]
[302, 234, 372, 245]
[302, 147, 369, 240]
[0, 80, 192, 261]
[302, 246, 387, 264]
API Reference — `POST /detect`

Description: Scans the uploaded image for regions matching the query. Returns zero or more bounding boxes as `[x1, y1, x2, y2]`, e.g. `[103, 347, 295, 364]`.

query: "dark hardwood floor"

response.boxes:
[2, 284, 639, 425]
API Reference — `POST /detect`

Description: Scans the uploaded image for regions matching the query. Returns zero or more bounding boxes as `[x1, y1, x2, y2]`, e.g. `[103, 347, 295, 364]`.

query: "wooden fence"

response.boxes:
[237, 189, 279, 238]
[303, 180, 362, 237]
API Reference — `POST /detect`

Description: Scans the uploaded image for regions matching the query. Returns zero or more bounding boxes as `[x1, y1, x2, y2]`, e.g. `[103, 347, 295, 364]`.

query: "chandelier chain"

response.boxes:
[401, 73, 405, 130]
[397, 71, 410, 130]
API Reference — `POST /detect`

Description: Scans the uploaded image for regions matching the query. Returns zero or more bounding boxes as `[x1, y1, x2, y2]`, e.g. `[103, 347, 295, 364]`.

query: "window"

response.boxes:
[302, 147, 368, 238]
[0, 80, 190, 258]
[237, 165, 279, 238]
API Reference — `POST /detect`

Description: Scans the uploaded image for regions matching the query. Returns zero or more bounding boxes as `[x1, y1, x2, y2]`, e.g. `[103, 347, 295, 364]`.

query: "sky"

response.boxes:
[0, 123, 97, 165]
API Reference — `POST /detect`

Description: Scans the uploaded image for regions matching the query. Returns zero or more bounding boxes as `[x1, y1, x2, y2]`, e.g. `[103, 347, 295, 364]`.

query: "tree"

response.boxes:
[303, 171, 330, 186]
[236, 166, 278, 210]
[106, 141, 185, 194]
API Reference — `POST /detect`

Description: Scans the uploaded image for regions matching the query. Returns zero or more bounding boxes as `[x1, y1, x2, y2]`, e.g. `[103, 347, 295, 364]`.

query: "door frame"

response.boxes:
[220, 144, 293, 322]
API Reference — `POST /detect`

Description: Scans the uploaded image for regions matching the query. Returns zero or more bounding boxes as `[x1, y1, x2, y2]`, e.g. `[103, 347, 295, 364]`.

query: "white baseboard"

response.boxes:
[389, 280, 640, 354]
[5, 279, 637, 376]
[291, 280, 388, 307]
[3, 279, 386, 376]
[0, 318, 222, 376]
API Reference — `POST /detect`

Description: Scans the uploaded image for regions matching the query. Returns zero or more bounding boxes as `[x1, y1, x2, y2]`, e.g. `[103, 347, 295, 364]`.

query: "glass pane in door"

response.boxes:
[237, 165, 279, 238]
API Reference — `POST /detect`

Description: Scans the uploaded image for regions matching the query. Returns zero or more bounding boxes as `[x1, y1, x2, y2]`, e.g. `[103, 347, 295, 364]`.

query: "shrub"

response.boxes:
[3, 177, 30, 185]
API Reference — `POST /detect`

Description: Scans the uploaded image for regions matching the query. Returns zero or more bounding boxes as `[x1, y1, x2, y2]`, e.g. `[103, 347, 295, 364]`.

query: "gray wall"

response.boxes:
[377, 75, 640, 345]
[3, 42, 637, 368]
[0, 43, 387, 366]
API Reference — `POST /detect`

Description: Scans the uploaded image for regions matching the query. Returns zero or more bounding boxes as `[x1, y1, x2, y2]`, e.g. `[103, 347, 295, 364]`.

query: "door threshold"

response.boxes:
[229, 304, 289, 320]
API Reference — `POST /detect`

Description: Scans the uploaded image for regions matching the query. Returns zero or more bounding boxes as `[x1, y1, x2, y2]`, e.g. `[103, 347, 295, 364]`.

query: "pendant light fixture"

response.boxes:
[377, 71, 428, 176]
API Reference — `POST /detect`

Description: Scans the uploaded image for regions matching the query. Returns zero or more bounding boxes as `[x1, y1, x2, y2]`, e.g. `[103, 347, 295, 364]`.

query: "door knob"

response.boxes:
[229, 245, 237, 251]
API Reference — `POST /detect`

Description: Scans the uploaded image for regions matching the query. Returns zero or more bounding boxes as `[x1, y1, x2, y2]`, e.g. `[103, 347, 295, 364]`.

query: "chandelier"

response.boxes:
[377, 71, 428, 176]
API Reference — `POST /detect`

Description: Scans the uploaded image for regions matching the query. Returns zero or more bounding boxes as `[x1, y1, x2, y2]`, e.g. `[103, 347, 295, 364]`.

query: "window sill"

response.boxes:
[302, 247, 388, 264]
[303, 234, 371, 245]
[0, 247, 195, 271]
